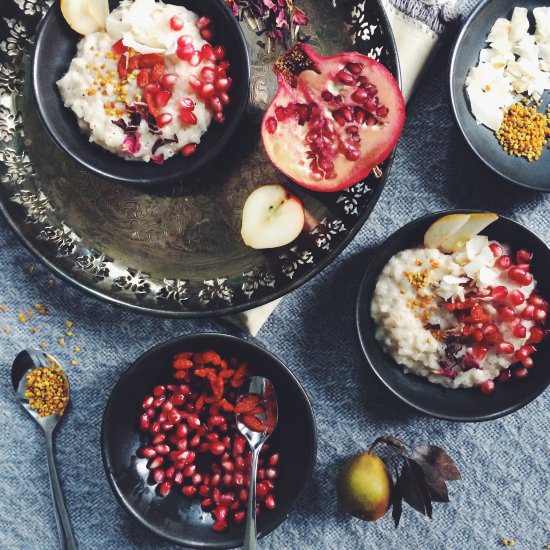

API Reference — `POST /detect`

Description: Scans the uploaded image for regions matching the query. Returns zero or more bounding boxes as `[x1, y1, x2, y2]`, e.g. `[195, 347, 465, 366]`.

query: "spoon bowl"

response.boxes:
[11, 348, 69, 431]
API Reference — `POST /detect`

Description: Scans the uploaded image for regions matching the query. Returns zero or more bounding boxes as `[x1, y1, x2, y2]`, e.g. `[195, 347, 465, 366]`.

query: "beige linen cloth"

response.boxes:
[226, 0, 459, 335]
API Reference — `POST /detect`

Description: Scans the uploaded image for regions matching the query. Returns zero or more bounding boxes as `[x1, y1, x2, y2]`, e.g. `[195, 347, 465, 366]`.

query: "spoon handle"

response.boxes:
[45, 431, 78, 550]
[243, 446, 261, 550]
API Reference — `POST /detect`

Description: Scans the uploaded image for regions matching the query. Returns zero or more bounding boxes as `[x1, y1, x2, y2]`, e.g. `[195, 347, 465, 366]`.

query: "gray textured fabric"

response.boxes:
[1, 2, 549, 549]
[385, 0, 461, 35]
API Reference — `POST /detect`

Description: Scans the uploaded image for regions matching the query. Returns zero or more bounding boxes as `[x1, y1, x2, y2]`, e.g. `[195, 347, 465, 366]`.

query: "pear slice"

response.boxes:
[87, 0, 109, 28]
[61, 0, 108, 35]
[241, 185, 305, 249]
[424, 213, 498, 253]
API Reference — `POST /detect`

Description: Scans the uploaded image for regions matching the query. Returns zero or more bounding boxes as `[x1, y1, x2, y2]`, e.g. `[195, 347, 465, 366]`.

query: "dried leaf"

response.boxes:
[391, 467, 403, 527]
[413, 446, 461, 481]
[400, 459, 432, 518]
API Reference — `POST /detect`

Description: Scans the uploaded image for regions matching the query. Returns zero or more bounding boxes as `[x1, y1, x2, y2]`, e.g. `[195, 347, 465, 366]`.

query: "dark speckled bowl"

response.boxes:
[449, 0, 550, 192]
[356, 210, 550, 422]
[31, 0, 250, 188]
[101, 333, 317, 549]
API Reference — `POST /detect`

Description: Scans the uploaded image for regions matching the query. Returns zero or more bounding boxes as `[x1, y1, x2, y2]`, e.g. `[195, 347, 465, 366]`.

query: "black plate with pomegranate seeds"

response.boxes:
[0, 0, 400, 319]
[356, 210, 550, 422]
[101, 333, 317, 548]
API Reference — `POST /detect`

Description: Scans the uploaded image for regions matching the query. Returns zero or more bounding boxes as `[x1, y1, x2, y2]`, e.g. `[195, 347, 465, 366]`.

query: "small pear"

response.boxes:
[338, 452, 392, 521]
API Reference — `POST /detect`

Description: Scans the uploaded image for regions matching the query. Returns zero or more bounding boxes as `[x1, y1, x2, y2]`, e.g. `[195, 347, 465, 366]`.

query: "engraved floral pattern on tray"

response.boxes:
[0, 0, 398, 315]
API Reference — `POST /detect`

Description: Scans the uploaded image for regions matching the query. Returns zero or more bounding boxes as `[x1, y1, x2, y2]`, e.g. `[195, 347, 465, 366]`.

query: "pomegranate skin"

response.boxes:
[261, 43, 405, 192]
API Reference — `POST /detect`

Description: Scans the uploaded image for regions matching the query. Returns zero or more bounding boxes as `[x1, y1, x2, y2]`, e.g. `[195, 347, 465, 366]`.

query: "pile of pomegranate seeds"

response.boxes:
[137, 350, 280, 532]
[443, 245, 547, 393]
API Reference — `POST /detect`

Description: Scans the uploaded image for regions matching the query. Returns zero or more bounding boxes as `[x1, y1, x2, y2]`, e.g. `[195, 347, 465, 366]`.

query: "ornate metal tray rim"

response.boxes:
[0, 0, 401, 319]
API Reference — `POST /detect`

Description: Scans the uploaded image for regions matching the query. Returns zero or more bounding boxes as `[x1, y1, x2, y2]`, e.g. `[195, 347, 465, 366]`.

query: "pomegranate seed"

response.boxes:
[256, 482, 269, 497]
[521, 305, 536, 320]
[513, 366, 528, 378]
[513, 324, 527, 338]
[174, 472, 184, 485]
[158, 481, 172, 497]
[212, 519, 227, 532]
[264, 494, 276, 510]
[498, 369, 512, 383]
[111, 38, 128, 54]
[200, 28, 214, 41]
[534, 308, 547, 323]
[213, 45, 226, 60]
[321, 90, 333, 101]
[377, 105, 389, 117]
[198, 485, 210, 496]
[154, 90, 171, 107]
[521, 357, 534, 368]
[210, 441, 225, 455]
[489, 243, 503, 257]
[176, 44, 194, 61]
[480, 380, 495, 394]
[138, 446, 156, 459]
[169, 15, 184, 30]
[509, 267, 532, 286]
[156, 113, 173, 128]
[516, 263, 530, 272]
[214, 77, 231, 92]
[265, 117, 277, 134]
[497, 305, 516, 321]
[472, 347, 488, 361]
[214, 112, 225, 124]
[179, 111, 198, 125]
[516, 249, 533, 263]
[201, 66, 216, 83]
[210, 96, 223, 113]
[218, 91, 231, 105]
[191, 472, 203, 485]
[149, 421, 161, 434]
[175, 424, 188, 438]
[177, 35, 193, 47]
[497, 342, 514, 354]
[445, 302, 456, 312]
[528, 295, 549, 311]
[354, 107, 366, 124]
[140, 414, 150, 430]
[472, 329, 484, 342]
[496, 255, 511, 269]
[485, 330, 503, 344]
[152, 468, 165, 483]
[155, 444, 170, 455]
[508, 289, 525, 306]
[515, 346, 531, 361]
[200, 44, 216, 62]
[142, 395, 154, 409]
[491, 286, 508, 301]
[233, 511, 246, 524]
[336, 69, 355, 85]
[346, 61, 363, 74]
[196, 16, 212, 29]
[529, 327, 546, 343]
[181, 143, 197, 157]
[148, 456, 164, 470]
[153, 385, 165, 397]
[201, 498, 213, 509]
[265, 468, 278, 480]
[165, 466, 175, 480]
[222, 474, 233, 487]
[201, 83, 216, 98]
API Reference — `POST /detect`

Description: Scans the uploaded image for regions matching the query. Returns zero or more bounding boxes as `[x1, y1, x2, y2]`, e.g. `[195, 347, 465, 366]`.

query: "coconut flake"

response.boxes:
[510, 7, 529, 43]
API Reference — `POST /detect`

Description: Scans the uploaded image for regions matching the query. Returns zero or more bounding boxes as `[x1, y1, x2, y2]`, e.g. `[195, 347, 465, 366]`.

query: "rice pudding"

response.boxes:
[57, 0, 232, 163]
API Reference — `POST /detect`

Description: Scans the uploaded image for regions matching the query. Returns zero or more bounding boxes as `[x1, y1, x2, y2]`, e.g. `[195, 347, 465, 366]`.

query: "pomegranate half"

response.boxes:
[261, 44, 405, 192]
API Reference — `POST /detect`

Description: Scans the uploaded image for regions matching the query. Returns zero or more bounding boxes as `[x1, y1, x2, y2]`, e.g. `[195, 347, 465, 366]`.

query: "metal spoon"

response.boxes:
[235, 376, 278, 550]
[11, 348, 77, 550]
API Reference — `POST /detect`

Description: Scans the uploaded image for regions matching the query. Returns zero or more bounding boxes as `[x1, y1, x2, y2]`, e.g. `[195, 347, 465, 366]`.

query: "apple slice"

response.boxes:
[61, 0, 108, 35]
[241, 185, 305, 249]
[424, 213, 498, 253]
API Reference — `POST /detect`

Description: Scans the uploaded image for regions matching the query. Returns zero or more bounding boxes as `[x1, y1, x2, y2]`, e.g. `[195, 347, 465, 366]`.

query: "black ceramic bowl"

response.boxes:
[101, 333, 316, 548]
[449, 0, 550, 192]
[32, 0, 250, 188]
[356, 210, 550, 422]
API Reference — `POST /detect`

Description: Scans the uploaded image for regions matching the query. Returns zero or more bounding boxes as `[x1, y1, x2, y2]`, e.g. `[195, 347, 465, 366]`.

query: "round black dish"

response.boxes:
[449, 0, 550, 192]
[356, 210, 550, 422]
[32, 0, 250, 188]
[101, 333, 317, 548]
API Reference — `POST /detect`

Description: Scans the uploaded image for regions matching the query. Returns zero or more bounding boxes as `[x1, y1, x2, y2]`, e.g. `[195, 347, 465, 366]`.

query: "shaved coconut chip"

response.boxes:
[487, 18, 511, 43]
[122, 33, 165, 53]
[479, 266, 498, 287]
[534, 7, 550, 41]
[510, 7, 529, 43]
[465, 235, 489, 259]
[513, 34, 539, 61]
[466, 84, 511, 130]
[436, 276, 469, 302]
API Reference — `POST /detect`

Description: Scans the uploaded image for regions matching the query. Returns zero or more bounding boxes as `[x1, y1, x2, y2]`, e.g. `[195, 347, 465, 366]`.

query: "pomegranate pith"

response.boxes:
[261, 44, 405, 192]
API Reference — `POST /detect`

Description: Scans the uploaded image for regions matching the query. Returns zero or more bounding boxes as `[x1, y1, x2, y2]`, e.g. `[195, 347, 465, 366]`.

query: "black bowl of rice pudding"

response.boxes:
[32, 0, 250, 188]
[356, 210, 550, 422]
